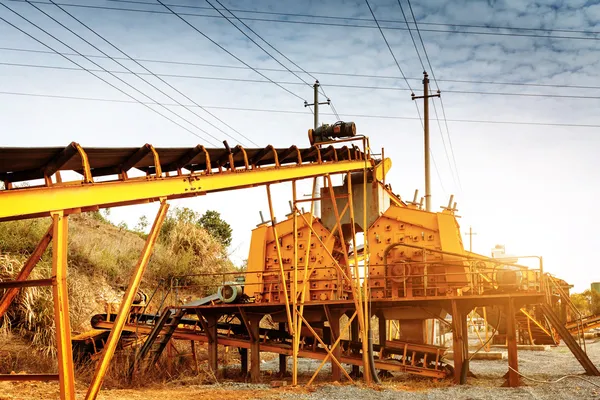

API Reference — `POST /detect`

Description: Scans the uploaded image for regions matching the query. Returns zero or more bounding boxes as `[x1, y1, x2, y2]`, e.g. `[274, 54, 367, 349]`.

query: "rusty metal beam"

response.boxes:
[250, 315, 261, 383]
[0, 278, 54, 289]
[0, 223, 53, 319]
[91, 319, 448, 379]
[85, 200, 169, 400]
[0, 374, 59, 381]
[505, 298, 520, 387]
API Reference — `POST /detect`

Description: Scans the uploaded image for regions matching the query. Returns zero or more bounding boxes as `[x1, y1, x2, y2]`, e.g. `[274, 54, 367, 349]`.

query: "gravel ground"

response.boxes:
[257, 335, 600, 399]
[3, 336, 600, 399]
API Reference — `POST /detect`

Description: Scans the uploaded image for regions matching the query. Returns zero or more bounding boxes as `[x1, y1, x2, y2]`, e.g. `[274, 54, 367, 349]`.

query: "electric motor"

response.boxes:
[308, 121, 356, 145]
[218, 283, 243, 303]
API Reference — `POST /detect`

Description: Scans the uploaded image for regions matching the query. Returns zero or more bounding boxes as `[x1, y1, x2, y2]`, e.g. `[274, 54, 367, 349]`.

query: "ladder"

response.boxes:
[539, 303, 600, 376]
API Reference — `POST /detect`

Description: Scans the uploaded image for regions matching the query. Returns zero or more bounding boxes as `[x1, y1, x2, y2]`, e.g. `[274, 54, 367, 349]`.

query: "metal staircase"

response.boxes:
[539, 303, 600, 376]
[516, 308, 557, 345]
[132, 308, 186, 374]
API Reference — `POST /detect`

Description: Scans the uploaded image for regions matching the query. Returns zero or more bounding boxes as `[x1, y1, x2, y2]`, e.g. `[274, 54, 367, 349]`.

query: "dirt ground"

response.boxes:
[2, 336, 600, 399]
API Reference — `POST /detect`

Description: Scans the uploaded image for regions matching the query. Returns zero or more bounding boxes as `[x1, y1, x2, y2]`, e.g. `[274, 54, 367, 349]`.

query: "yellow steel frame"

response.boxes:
[52, 212, 76, 400]
[0, 160, 368, 221]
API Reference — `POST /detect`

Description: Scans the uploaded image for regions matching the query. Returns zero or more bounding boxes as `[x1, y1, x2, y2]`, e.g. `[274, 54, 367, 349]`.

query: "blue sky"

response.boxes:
[1, 0, 600, 291]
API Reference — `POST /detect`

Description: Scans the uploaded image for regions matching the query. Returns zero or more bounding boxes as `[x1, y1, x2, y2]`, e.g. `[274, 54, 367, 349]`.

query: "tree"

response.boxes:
[135, 215, 149, 233]
[198, 210, 232, 247]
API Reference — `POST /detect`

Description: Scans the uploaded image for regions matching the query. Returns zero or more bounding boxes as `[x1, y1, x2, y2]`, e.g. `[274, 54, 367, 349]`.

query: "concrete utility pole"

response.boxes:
[465, 226, 477, 253]
[304, 81, 330, 217]
[412, 72, 440, 212]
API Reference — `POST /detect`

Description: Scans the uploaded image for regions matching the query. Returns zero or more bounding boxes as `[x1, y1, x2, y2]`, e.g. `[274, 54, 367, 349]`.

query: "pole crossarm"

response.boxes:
[0, 159, 370, 221]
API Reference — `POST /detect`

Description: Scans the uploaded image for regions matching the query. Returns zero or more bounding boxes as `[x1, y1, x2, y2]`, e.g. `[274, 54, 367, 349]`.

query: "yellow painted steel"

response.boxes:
[51, 212, 75, 400]
[86, 200, 169, 400]
[0, 160, 369, 221]
[294, 178, 317, 386]
[292, 181, 299, 386]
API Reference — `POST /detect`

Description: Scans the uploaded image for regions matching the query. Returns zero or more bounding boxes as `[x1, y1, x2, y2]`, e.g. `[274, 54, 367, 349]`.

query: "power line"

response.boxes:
[4, 60, 600, 101]
[0, 4, 219, 145]
[155, 0, 307, 103]
[414, 99, 447, 196]
[11, 0, 599, 41]
[364, 0, 413, 92]
[431, 85, 458, 189]
[406, 0, 463, 191]
[44, 0, 257, 147]
[397, 0, 424, 71]
[205, 0, 312, 88]
[365, 0, 445, 197]
[3, 46, 599, 92]
[397, 0, 457, 190]
[102, 0, 600, 37]
[3, 89, 600, 129]
[17, 0, 222, 145]
[205, 0, 340, 120]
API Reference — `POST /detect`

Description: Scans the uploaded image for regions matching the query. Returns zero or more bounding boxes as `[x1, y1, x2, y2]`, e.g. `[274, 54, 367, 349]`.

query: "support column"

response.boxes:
[52, 212, 75, 400]
[505, 298, 520, 387]
[451, 300, 468, 384]
[239, 348, 248, 377]
[278, 323, 287, 376]
[86, 201, 169, 400]
[329, 310, 342, 381]
[378, 314, 386, 347]
[250, 315, 261, 383]
[350, 315, 360, 377]
[206, 314, 219, 376]
[461, 308, 470, 382]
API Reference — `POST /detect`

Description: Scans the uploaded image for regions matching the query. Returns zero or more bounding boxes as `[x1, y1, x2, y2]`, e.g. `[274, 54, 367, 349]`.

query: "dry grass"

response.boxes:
[0, 211, 232, 383]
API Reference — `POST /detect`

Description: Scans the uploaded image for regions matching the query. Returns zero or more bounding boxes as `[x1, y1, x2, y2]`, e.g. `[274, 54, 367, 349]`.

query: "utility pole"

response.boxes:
[464, 226, 477, 253]
[304, 80, 330, 217]
[412, 72, 440, 212]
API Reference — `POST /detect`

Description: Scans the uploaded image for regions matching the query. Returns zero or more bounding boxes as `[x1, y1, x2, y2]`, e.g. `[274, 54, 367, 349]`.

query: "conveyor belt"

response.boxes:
[0, 141, 370, 221]
[0, 142, 365, 183]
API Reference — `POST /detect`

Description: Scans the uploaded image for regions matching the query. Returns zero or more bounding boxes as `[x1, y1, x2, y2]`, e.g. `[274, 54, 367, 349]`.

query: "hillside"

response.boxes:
[0, 210, 233, 359]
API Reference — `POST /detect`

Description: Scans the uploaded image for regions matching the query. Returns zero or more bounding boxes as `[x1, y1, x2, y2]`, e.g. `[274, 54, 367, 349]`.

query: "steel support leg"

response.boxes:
[451, 300, 467, 384]
[461, 308, 470, 382]
[250, 315, 261, 383]
[52, 212, 75, 400]
[239, 348, 248, 377]
[86, 201, 169, 400]
[278, 323, 287, 376]
[329, 310, 342, 381]
[505, 298, 520, 387]
[350, 316, 360, 376]
[0, 223, 53, 319]
[207, 314, 219, 375]
[378, 314, 386, 347]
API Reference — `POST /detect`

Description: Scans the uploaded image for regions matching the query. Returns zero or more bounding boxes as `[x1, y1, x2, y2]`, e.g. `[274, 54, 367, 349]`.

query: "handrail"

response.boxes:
[545, 274, 586, 352]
